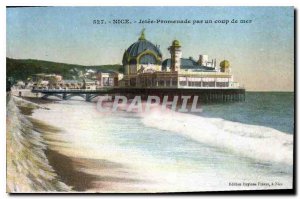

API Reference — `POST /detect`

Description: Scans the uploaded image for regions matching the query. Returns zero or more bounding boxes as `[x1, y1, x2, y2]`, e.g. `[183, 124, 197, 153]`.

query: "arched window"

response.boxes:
[139, 54, 157, 64]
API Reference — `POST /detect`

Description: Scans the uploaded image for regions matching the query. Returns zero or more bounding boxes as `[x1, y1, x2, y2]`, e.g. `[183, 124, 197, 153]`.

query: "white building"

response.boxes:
[121, 30, 240, 89]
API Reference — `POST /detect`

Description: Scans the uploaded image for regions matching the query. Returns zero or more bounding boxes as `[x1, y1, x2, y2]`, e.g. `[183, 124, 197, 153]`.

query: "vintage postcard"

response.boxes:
[6, 6, 294, 193]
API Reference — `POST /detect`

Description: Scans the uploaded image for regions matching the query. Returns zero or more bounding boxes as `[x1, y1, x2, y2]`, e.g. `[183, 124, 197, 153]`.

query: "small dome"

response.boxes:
[172, 40, 180, 47]
[220, 60, 230, 68]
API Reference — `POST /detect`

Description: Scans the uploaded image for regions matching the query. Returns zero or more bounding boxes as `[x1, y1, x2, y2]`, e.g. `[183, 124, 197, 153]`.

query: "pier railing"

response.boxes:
[32, 88, 112, 93]
[31, 87, 245, 103]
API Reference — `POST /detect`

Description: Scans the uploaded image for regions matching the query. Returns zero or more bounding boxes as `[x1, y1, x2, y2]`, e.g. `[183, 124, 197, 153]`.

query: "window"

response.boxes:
[140, 54, 157, 64]
[166, 80, 171, 87]
[159, 80, 164, 86]
[195, 82, 201, 87]
[108, 78, 114, 86]
[130, 78, 136, 86]
[180, 81, 187, 86]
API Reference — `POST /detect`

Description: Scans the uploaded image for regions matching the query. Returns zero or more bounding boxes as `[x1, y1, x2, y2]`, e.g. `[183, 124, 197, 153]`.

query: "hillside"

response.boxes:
[6, 58, 123, 82]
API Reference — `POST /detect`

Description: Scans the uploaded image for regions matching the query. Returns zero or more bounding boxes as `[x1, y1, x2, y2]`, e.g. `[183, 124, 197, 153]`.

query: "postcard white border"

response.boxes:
[1, 1, 298, 199]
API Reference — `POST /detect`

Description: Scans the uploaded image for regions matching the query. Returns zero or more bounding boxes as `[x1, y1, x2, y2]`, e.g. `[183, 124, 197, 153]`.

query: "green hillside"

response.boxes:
[6, 58, 123, 83]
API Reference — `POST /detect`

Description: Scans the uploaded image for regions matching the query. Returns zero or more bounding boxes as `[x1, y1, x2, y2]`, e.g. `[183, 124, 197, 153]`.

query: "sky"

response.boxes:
[6, 7, 294, 91]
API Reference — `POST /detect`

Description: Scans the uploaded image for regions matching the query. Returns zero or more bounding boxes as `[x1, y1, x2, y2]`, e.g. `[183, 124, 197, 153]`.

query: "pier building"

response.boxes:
[121, 30, 240, 89]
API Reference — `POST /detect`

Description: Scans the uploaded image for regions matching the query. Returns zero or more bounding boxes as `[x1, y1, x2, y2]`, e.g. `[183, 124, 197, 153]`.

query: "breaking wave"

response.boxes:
[141, 108, 293, 165]
[6, 94, 70, 192]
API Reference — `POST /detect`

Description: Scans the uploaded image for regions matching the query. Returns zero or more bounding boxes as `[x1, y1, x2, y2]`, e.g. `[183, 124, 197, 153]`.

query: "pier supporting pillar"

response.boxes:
[86, 94, 91, 102]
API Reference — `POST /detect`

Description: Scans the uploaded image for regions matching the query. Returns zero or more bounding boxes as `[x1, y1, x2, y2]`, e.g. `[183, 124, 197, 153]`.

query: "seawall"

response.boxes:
[6, 94, 70, 192]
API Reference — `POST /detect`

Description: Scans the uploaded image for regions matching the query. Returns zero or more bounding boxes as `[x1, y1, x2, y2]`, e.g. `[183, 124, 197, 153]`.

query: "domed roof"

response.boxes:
[122, 30, 162, 65]
[125, 39, 162, 58]
[172, 40, 180, 47]
[220, 60, 230, 68]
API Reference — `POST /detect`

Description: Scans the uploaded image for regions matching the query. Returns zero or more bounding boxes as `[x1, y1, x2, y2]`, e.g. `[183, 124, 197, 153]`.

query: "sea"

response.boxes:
[28, 92, 294, 192]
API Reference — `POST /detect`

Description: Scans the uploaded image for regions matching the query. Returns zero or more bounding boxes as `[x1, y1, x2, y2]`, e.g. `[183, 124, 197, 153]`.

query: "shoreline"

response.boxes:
[28, 116, 148, 192]
[19, 96, 143, 192]
[17, 97, 100, 192]
[28, 117, 101, 192]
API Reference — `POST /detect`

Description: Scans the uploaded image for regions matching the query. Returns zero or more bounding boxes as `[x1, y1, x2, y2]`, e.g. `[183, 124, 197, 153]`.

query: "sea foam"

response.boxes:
[141, 108, 293, 165]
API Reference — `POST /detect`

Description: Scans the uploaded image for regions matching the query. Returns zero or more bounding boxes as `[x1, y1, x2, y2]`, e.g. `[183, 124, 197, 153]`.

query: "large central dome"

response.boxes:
[125, 40, 162, 58]
[122, 30, 162, 66]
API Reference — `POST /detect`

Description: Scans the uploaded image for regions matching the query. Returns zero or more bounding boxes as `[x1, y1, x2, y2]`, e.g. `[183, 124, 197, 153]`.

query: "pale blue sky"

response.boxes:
[7, 7, 294, 91]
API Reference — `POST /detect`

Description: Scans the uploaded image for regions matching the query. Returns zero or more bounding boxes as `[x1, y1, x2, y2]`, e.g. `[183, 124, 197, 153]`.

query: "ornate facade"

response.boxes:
[120, 31, 240, 89]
